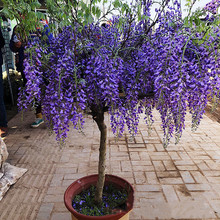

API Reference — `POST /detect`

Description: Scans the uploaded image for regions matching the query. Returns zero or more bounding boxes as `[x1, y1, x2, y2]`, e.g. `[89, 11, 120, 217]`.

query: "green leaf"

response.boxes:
[85, 7, 90, 16]
[1, 8, 11, 19]
[137, 3, 141, 21]
[121, 4, 126, 14]
[184, 17, 189, 26]
[30, 1, 41, 9]
[96, 8, 101, 19]
[117, 17, 123, 28]
[113, 0, 120, 8]
[194, 18, 200, 26]
[80, 1, 87, 10]
[87, 14, 93, 23]
[92, 6, 96, 14]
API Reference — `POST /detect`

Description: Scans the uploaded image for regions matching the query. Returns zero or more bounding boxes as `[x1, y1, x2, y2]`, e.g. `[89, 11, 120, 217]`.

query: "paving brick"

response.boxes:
[139, 192, 165, 202]
[136, 184, 161, 192]
[38, 188, 49, 203]
[36, 203, 54, 220]
[174, 160, 194, 165]
[62, 179, 77, 187]
[132, 165, 154, 172]
[55, 167, 77, 174]
[205, 159, 220, 170]
[170, 200, 216, 219]
[133, 171, 147, 184]
[131, 160, 152, 166]
[16, 146, 29, 155]
[174, 185, 191, 200]
[194, 155, 212, 160]
[191, 191, 220, 201]
[29, 206, 40, 220]
[5, 205, 22, 220]
[118, 144, 127, 151]
[14, 204, 33, 220]
[209, 200, 220, 218]
[129, 152, 141, 160]
[128, 148, 148, 152]
[43, 194, 64, 203]
[139, 201, 172, 219]
[146, 143, 156, 151]
[128, 143, 146, 148]
[116, 171, 133, 178]
[149, 152, 170, 160]
[134, 136, 144, 143]
[139, 151, 151, 160]
[206, 176, 220, 183]
[145, 171, 159, 184]
[64, 173, 86, 180]
[162, 185, 179, 202]
[0, 204, 11, 220]
[195, 160, 211, 171]
[47, 186, 66, 195]
[176, 165, 198, 171]
[190, 171, 208, 183]
[111, 156, 130, 161]
[111, 151, 129, 157]
[163, 160, 176, 170]
[159, 177, 183, 184]
[50, 174, 64, 186]
[129, 208, 145, 219]
[166, 144, 184, 152]
[180, 171, 195, 183]
[140, 130, 150, 137]
[186, 183, 211, 191]
[178, 152, 191, 160]
[152, 161, 166, 171]
[154, 143, 165, 151]
[51, 212, 71, 220]
[157, 171, 180, 178]
[168, 152, 181, 160]
[53, 202, 68, 212]
[144, 137, 162, 144]
[121, 161, 132, 172]
[23, 188, 40, 203]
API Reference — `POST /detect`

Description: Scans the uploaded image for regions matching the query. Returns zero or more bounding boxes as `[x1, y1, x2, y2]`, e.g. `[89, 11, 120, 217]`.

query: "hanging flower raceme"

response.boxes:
[204, 0, 220, 14]
[18, 0, 220, 146]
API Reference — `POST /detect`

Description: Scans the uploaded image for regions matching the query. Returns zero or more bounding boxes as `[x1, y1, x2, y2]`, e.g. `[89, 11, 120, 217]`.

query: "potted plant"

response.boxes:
[2, 0, 220, 219]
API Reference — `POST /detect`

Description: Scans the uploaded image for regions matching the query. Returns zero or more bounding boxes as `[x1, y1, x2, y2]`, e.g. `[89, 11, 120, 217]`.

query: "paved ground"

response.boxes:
[0, 109, 220, 220]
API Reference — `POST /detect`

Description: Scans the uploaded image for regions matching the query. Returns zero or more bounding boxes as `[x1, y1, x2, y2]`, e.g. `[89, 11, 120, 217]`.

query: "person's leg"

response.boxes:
[36, 102, 42, 118]
[0, 66, 8, 137]
[31, 101, 44, 128]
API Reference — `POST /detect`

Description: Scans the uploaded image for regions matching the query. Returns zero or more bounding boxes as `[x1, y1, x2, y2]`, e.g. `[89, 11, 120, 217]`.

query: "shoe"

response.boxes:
[31, 118, 44, 128]
[0, 127, 8, 138]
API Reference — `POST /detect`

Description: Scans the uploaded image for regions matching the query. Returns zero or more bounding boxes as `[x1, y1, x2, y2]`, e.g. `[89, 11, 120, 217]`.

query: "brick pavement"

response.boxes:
[0, 109, 220, 219]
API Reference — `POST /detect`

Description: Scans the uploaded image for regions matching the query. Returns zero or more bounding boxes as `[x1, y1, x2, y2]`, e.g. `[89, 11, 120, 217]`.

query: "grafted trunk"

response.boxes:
[92, 110, 107, 204]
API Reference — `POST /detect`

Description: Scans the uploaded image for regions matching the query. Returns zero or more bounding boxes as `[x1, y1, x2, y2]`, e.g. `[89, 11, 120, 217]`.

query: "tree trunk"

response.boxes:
[93, 110, 107, 204]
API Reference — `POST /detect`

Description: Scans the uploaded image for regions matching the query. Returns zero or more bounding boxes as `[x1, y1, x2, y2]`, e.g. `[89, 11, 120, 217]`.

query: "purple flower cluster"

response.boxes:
[72, 184, 127, 216]
[18, 1, 220, 146]
[204, 0, 220, 14]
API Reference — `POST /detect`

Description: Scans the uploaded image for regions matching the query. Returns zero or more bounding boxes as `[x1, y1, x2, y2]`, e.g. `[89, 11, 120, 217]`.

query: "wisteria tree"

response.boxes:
[2, 0, 220, 206]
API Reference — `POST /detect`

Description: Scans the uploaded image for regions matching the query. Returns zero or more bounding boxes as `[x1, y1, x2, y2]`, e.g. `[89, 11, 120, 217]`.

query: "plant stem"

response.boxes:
[92, 110, 107, 204]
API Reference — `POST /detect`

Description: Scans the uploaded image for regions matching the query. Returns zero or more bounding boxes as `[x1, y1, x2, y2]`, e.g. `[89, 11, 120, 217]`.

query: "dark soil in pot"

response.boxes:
[72, 184, 128, 216]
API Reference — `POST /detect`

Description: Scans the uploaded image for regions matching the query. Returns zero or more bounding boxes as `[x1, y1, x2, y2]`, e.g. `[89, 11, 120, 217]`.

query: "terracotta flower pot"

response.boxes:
[64, 174, 134, 220]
